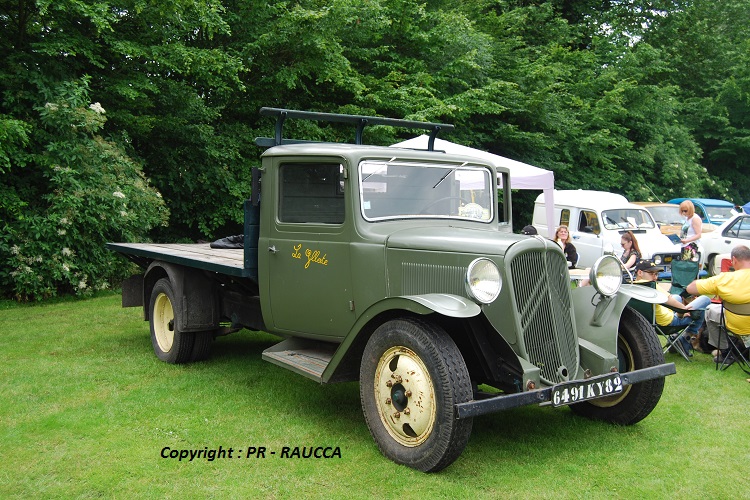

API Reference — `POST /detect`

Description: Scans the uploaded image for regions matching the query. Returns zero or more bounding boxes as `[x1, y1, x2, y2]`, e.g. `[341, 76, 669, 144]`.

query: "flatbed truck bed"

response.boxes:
[106, 242, 248, 278]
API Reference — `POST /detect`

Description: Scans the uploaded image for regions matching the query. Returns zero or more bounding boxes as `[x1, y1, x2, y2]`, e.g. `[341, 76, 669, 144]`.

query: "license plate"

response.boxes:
[551, 372, 623, 407]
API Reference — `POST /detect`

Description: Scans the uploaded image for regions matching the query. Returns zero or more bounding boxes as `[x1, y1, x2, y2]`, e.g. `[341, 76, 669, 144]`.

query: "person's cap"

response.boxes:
[635, 260, 663, 273]
[521, 225, 538, 235]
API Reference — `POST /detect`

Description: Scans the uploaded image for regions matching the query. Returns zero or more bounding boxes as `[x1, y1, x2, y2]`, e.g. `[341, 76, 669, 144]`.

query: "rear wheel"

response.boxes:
[570, 306, 665, 425]
[149, 278, 203, 364]
[360, 318, 473, 472]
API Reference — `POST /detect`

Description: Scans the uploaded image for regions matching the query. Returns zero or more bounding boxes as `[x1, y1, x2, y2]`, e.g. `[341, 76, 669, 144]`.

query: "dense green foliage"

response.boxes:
[1, 0, 749, 299]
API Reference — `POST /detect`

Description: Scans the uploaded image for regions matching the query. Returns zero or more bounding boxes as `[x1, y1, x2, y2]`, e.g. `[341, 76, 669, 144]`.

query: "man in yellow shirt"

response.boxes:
[686, 245, 750, 355]
[635, 260, 710, 355]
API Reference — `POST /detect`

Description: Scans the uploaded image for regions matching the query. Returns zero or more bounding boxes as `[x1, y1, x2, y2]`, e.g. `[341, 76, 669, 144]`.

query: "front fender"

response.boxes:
[321, 294, 480, 383]
[400, 293, 481, 318]
[571, 286, 654, 356]
[618, 283, 667, 304]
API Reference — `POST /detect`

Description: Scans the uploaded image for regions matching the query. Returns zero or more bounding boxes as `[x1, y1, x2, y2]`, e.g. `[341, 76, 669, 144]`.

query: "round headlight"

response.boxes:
[589, 255, 622, 297]
[653, 255, 662, 265]
[466, 258, 501, 304]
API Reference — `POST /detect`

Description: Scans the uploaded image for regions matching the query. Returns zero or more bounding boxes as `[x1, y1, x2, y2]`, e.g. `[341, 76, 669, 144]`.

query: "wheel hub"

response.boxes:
[153, 292, 175, 352]
[374, 346, 436, 447]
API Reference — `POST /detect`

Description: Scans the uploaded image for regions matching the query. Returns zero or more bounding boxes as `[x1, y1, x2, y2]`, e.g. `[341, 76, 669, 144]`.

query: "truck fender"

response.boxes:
[143, 261, 219, 333]
[617, 283, 667, 304]
[400, 293, 482, 318]
[321, 294, 480, 383]
[571, 284, 664, 357]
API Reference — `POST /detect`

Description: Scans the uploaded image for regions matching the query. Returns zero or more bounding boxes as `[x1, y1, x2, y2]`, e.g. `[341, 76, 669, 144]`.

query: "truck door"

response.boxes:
[570, 209, 604, 268]
[265, 162, 355, 338]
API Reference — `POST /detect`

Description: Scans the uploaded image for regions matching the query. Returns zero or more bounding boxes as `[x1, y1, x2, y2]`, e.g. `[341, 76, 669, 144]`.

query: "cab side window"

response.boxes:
[279, 163, 345, 224]
[578, 210, 601, 235]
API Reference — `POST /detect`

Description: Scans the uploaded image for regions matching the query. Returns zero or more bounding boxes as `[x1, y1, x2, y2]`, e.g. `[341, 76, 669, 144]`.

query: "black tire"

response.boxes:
[190, 332, 214, 362]
[149, 278, 195, 364]
[706, 254, 717, 276]
[359, 318, 473, 472]
[569, 306, 665, 425]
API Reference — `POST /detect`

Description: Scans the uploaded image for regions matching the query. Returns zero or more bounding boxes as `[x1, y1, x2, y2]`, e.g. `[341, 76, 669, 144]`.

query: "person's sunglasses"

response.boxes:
[680, 209, 688, 213]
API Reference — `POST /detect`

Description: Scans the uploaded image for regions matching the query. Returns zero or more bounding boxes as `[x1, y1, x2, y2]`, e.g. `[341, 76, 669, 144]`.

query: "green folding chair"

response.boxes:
[669, 259, 700, 298]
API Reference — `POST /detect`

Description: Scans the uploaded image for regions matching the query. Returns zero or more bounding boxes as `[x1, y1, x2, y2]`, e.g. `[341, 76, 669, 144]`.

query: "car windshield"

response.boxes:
[360, 161, 493, 222]
[648, 205, 682, 225]
[706, 206, 734, 222]
[602, 208, 656, 230]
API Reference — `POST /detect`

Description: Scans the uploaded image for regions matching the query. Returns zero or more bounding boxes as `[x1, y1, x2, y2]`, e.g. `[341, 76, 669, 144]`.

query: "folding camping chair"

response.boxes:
[715, 301, 750, 374]
[629, 281, 703, 362]
[669, 259, 701, 298]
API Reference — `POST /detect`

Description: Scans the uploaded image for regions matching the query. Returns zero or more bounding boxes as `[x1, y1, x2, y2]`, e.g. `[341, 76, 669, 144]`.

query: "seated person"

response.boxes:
[686, 244, 750, 362]
[554, 225, 578, 268]
[635, 260, 711, 354]
[620, 231, 641, 271]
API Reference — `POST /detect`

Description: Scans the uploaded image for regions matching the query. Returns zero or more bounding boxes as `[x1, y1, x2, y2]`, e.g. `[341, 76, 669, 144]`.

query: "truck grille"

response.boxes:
[508, 250, 578, 384]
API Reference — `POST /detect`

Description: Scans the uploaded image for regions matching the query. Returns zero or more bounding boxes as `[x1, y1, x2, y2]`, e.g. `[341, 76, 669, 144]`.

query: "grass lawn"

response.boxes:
[1, 293, 748, 499]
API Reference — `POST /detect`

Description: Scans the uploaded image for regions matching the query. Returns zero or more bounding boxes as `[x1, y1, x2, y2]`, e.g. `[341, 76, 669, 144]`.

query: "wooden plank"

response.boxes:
[108, 242, 248, 277]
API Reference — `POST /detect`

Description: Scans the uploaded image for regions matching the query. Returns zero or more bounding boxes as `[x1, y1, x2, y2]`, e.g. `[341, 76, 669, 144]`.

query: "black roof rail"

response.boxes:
[255, 107, 454, 151]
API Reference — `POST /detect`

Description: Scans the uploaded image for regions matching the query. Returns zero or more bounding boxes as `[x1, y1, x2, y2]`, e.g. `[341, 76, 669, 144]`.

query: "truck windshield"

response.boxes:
[359, 161, 493, 222]
[602, 208, 656, 230]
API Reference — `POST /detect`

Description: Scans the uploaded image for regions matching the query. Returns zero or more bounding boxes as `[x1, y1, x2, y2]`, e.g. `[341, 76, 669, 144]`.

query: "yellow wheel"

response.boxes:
[149, 278, 195, 364]
[373, 346, 437, 446]
[360, 318, 473, 472]
[152, 291, 175, 354]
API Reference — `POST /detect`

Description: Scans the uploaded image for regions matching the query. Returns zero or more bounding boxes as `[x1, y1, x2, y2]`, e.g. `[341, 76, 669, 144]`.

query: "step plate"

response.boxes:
[262, 339, 337, 382]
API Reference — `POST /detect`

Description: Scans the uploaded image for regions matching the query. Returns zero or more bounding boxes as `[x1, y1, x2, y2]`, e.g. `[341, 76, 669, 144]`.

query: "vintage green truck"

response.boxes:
[108, 108, 675, 472]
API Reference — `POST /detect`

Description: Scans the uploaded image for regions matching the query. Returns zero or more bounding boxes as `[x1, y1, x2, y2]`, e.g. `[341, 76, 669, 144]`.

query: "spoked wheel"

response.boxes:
[360, 318, 473, 472]
[149, 278, 212, 363]
[570, 306, 665, 425]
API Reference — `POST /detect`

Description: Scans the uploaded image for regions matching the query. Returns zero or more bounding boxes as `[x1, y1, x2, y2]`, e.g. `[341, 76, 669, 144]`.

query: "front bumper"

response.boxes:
[454, 362, 676, 419]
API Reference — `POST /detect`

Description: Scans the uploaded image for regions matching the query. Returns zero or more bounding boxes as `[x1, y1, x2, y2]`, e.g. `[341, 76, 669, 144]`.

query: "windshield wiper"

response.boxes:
[433, 168, 455, 189]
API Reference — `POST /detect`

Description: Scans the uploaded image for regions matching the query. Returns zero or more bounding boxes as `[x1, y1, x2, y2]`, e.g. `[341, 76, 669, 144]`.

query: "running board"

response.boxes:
[262, 338, 337, 382]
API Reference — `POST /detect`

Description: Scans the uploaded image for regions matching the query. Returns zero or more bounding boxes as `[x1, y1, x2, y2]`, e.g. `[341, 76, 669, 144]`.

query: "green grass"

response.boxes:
[1, 294, 749, 499]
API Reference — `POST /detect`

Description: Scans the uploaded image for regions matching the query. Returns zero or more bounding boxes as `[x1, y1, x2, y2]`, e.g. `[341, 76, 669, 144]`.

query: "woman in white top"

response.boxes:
[679, 200, 702, 261]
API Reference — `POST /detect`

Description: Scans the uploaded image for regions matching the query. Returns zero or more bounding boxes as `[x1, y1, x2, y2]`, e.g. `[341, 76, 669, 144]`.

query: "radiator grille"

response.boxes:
[508, 250, 578, 384]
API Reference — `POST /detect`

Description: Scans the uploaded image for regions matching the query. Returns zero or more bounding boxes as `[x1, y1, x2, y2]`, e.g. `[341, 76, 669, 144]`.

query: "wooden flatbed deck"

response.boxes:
[107, 242, 251, 278]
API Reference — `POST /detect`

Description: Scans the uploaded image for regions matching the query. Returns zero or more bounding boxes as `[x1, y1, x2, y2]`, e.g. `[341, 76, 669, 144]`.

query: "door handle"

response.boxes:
[268, 245, 278, 253]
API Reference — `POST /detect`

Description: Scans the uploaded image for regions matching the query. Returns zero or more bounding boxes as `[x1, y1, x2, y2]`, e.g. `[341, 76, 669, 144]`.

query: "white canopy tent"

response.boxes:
[391, 135, 555, 231]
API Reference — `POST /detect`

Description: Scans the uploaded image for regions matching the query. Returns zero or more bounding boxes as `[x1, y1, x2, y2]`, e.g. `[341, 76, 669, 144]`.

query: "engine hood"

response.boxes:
[385, 226, 520, 255]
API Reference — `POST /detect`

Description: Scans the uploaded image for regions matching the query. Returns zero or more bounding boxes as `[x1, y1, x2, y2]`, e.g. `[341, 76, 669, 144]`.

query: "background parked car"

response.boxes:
[533, 190, 682, 270]
[700, 212, 750, 274]
[667, 198, 737, 232]
[632, 202, 683, 235]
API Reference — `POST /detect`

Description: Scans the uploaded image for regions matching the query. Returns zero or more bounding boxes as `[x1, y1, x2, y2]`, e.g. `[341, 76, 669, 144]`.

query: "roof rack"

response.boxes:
[255, 107, 453, 151]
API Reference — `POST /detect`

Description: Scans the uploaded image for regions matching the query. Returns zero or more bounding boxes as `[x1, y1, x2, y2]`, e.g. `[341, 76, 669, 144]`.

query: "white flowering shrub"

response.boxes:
[0, 79, 169, 300]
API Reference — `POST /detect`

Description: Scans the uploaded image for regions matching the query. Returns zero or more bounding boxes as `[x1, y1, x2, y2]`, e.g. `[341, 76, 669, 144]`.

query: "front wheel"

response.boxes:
[569, 306, 665, 425]
[360, 318, 473, 472]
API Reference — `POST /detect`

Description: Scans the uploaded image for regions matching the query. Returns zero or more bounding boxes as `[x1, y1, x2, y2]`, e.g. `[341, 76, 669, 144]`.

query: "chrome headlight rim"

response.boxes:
[465, 258, 502, 304]
[589, 255, 622, 297]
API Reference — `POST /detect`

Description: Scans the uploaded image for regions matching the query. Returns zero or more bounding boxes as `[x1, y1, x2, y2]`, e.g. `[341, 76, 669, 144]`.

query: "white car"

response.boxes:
[701, 213, 750, 274]
[532, 190, 683, 270]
